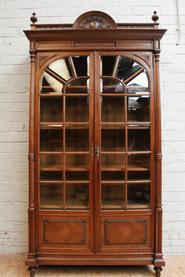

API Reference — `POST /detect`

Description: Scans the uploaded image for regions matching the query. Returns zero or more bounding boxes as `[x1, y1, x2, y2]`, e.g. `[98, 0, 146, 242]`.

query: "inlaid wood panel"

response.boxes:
[100, 215, 151, 252]
[39, 215, 92, 252]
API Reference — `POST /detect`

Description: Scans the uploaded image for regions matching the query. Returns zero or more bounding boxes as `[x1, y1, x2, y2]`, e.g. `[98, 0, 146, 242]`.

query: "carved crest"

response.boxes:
[73, 11, 117, 29]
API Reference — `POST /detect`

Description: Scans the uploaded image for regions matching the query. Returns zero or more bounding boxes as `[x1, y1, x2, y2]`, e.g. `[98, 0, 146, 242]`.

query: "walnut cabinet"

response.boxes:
[24, 11, 166, 277]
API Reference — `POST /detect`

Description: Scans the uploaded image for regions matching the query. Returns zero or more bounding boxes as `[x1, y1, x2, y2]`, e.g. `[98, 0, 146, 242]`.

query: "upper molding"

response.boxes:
[24, 10, 166, 42]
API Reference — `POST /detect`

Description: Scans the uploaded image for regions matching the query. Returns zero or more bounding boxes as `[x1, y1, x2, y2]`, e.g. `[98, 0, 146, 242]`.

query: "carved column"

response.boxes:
[154, 47, 165, 268]
[27, 40, 37, 266]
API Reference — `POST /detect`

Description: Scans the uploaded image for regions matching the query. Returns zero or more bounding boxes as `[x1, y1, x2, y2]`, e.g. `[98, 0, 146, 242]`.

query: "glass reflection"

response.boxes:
[40, 184, 63, 209]
[66, 129, 89, 151]
[66, 96, 89, 122]
[101, 96, 125, 122]
[128, 154, 150, 171]
[41, 72, 63, 93]
[102, 154, 125, 170]
[101, 78, 125, 93]
[101, 184, 124, 209]
[66, 77, 89, 93]
[66, 154, 89, 170]
[117, 58, 141, 80]
[66, 171, 89, 181]
[128, 96, 150, 122]
[40, 97, 62, 122]
[40, 129, 63, 152]
[49, 58, 72, 81]
[72, 56, 88, 76]
[102, 129, 125, 152]
[100, 55, 149, 94]
[127, 71, 149, 94]
[128, 129, 150, 151]
[127, 183, 150, 208]
[40, 154, 63, 171]
[101, 171, 125, 181]
[66, 184, 89, 209]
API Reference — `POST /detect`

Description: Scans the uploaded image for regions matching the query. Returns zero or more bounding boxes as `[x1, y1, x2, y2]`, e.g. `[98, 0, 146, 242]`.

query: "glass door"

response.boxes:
[38, 51, 152, 252]
[39, 54, 93, 211]
[98, 54, 151, 211]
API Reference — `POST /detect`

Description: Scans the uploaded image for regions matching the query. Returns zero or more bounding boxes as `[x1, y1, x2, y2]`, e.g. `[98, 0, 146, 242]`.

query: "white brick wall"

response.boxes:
[0, 0, 185, 254]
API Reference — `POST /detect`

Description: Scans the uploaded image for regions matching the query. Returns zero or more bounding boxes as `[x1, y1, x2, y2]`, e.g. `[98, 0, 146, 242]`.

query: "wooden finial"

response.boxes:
[30, 12, 38, 24]
[152, 10, 159, 23]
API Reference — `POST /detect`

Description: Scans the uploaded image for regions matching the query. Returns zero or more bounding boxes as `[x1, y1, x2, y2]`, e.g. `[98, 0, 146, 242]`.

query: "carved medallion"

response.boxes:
[73, 11, 117, 29]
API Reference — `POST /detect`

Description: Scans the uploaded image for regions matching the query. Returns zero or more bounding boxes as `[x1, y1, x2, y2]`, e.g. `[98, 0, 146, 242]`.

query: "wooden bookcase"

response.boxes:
[24, 10, 166, 277]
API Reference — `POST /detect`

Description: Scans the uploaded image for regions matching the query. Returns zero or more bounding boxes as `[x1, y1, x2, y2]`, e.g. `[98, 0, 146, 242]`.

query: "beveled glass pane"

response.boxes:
[72, 56, 88, 76]
[41, 72, 63, 94]
[40, 183, 63, 209]
[66, 184, 89, 209]
[101, 184, 124, 209]
[128, 96, 150, 122]
[66, 129, 89, 151]
[101, 78, 125, 93]
[102, 154, 125, 171]
[116, 57, 142, 80]
[128, 154, 150, 171]
[101, 96, 125, 122]
[66, 171, 89, 181]
[101, 129, 125, 152]
[40, 171, 63, 181]
[40, 129, 63, 152]
[40, 154, 63, 171]
[40, 97, 62, 122]
[101, 171, 125, 181]
[127, 183, 150, 209]
[127, 71, 149, 94]
[66, 78, 89, 93]
[128, 129, 150, 151]
[66, 154, 89, 170]
[48, 58, 72, 81]
[66, 96, 89, 122]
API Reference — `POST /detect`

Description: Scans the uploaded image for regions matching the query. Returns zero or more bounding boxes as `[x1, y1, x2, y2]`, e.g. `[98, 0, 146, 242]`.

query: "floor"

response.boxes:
[0, 255, 185, 277]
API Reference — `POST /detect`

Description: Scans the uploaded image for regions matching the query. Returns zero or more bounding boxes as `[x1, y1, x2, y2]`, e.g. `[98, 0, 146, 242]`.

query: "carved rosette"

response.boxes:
[80, 16, 112, 29]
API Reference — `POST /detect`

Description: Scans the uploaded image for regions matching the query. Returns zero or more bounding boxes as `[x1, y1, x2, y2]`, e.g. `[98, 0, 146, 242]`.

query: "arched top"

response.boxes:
[73, 11, 117, 29]
[39, 54, 150, 96]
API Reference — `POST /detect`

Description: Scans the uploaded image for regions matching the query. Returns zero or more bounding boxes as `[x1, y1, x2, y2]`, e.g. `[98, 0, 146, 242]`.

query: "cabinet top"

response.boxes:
[24, 10, 166, 42]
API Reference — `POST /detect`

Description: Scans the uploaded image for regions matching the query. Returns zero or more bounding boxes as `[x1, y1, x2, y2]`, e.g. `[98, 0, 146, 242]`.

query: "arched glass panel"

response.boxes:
[100, 55, 151, 210]
[39, 55, 90, 210]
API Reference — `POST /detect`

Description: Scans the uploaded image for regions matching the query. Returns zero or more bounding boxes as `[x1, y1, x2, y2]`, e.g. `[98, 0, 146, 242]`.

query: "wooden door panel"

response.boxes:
[100, 215, 152, 253]
[39, 215, 92, 253]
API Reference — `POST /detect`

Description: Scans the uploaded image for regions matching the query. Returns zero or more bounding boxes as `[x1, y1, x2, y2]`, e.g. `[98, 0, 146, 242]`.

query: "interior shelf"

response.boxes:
[40, 93, 63, 97]
[65, 93, 89, 96]
[101, 123, 125, 129]
[101, 203, 123, 209]
[127, 203, 150, 209]
[101, 166, 149, 172]
[65, 167, 89, 172]
[40, 200, 63, 209]
[40, 123, 63, 129]
[40, 168, 63, 172]
[40, 180, 63, 184]
[65, 122, 89, 129]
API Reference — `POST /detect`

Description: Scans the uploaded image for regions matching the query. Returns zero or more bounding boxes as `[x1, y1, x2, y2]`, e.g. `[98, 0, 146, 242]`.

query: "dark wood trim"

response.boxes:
[26, 41, 37, 267]
[153, 51, 165, 267]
